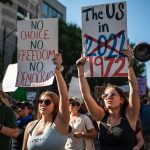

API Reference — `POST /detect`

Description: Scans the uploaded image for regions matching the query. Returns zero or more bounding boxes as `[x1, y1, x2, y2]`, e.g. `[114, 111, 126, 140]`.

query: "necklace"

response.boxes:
[107, 116, 121, 134]
[40, 121, 50, 127]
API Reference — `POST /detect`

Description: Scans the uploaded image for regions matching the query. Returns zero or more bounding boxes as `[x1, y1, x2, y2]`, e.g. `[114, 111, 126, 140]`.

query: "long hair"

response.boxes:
[0, 90, 10, 107]
[103, 84, 129, 116]
[36, 91, 59, 122]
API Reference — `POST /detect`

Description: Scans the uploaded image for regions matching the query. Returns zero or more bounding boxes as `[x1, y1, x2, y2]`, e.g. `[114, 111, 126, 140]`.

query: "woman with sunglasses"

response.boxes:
[76, 46, 140, 150]
[22, 53, 69, 150]
[65, 97, 97, 150]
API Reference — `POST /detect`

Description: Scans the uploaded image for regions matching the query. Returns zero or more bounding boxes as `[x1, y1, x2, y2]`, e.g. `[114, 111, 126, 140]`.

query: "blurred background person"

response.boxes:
[12, 101, 34, 150]
[140, 95, 150, 149]
[0, 90, 18, 150]
[133, 118, 144, 150]
[65, 97, 97, 150]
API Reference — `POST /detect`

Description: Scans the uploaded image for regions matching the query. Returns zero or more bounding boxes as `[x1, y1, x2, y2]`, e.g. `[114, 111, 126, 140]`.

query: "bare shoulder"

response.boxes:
[25, 120, 38, 132]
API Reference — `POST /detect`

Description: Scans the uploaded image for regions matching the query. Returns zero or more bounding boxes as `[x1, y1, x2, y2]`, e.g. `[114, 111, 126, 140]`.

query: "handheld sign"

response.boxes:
[137, 77, 147, 96]
[82, 2, 128, 77]
[2, 63, 18, 92]
[16, 18, 58, 87]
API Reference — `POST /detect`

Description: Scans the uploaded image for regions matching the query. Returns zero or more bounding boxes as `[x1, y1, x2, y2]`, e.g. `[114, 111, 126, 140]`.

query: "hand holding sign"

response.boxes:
[121, 46, 133, 68]
[53, 53, 64, 73]
[76, 57, 86, 77]
[82, 2, 128, 77]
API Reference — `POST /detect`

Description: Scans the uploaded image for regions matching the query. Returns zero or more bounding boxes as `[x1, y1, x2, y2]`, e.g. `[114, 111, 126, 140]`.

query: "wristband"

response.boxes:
[78, 74, 84, 77]
[56, 65, 64, 72]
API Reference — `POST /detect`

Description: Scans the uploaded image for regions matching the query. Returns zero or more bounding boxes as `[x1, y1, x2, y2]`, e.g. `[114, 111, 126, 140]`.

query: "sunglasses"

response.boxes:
[69, 101, 80, 106]
[19, 106, 26, 110]
[102, 92, 117, 99]
[38, 99, 52, 106]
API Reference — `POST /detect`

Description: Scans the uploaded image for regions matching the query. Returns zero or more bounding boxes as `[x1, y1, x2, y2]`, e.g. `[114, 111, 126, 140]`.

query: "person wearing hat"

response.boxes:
[12, 101, 34, 150]
[65, 97, 97, 150]
[0, 90, 18, 150]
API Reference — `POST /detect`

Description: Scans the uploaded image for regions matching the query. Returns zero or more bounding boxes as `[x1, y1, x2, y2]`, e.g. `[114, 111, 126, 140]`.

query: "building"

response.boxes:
[0, 0, 66, 79]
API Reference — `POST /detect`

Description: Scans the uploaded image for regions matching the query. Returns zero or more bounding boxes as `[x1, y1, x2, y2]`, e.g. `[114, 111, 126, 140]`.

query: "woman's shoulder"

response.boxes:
[81, 114, 93, 122]
[26, 120, 39, 130]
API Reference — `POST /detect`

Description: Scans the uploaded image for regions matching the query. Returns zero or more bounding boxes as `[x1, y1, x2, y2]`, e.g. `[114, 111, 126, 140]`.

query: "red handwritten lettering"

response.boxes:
[16, 71, 54, 86]
[18, 49, 56, 61]
[20, 30, 50, 40]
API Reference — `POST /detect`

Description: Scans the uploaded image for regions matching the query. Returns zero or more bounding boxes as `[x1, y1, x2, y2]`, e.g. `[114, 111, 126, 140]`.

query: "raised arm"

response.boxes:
[123, 46, 140, 121]
[54, 53, 69, 133]
[77, 58, 105, 121]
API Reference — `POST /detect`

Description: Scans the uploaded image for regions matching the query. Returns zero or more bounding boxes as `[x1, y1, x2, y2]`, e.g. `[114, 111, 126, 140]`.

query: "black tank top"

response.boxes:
[99, 114, 135, 150]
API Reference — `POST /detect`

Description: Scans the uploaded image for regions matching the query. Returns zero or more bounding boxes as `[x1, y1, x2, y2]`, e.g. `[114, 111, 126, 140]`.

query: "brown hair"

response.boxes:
[103, 84, 129, 116]
[36, 91, 59, 121]
[0, 90, 10, 107]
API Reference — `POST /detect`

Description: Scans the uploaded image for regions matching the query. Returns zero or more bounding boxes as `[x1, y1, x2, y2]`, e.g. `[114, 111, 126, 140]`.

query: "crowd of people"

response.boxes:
[0, 47, 150, 150]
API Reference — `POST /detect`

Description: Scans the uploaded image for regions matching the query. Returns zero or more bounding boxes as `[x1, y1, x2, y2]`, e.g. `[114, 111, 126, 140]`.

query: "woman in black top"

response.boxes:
[76, 46, 140, 150]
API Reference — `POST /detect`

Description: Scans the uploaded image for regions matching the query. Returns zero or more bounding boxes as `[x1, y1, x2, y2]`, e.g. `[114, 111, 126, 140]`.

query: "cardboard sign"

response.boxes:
[69, 77, 83, 100]
[82, 2, 128, 77]
[16, 18, 58, 87]
[2, 63, 18, 92]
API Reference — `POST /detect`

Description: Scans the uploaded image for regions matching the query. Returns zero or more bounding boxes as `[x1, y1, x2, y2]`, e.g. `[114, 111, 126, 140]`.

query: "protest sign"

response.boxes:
[137, 77, 147, 96]
[82, 1, 128, 77]
[69, 77, 83, 100]
[2, 63, 18, 92]
[16, 18, 58, 87]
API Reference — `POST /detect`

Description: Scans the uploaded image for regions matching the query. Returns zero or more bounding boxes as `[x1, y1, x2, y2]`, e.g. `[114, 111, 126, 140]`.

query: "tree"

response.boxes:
[59, 20, 82, 83]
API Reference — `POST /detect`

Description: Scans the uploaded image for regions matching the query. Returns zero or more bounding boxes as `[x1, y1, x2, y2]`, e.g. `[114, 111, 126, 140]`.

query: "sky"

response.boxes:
[58, 0, 150, 88]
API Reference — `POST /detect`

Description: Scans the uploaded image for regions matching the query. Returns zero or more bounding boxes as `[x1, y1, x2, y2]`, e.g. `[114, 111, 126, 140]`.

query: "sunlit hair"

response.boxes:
[103, 84, 129, 116]
[36, 91, 59, 121]
[0, 90, 10, 107]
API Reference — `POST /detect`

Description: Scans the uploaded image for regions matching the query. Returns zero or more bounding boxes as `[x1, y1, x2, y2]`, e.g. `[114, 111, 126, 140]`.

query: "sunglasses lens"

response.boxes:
[102, 94, 108, 99]
[44, 99, 52, 106]
[20, 106, 25, 109]
[69, 102, 79, 106]
[111, 93, 115, 97]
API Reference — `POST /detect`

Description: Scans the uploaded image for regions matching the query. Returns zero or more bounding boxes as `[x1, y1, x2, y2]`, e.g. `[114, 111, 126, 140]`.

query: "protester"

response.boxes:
[76, 46, 140, 150]
[65, 96, 97, 150]
[12, 101, 34, 150]
[140, 95, 150, 149]
[133, 118, 144, 150]
[0, 90, 18, 150]
[22, 53, 70, 150]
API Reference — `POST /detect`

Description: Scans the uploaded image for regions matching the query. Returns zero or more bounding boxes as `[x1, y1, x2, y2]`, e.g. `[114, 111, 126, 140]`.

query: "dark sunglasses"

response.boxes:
[102, 92, 117, 99]
[38, 99, 52, 106]
[69, 101, 80, 106]
[19, 106, 26, 110]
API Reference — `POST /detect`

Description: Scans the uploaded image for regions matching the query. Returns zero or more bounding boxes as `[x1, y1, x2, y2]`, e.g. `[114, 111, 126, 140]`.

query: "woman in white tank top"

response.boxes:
[22, 53, 70, 150]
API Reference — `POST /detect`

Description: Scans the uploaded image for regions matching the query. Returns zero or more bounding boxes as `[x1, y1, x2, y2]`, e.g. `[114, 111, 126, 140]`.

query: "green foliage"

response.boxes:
[59, 20, 82, 82]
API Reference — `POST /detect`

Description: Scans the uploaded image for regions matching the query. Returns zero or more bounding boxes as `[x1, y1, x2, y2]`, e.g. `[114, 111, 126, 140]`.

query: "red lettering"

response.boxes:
[20, 30, 50, 40]
[16, 71, 54, 86]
